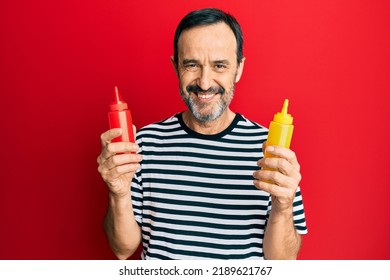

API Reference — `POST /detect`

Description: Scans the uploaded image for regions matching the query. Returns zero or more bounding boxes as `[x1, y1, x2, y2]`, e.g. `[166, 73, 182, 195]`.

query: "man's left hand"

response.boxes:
[252, 142, 302, 213]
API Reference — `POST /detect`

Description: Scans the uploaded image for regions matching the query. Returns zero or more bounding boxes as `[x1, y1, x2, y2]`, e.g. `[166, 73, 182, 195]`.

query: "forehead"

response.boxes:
[178, 22, 237, 60]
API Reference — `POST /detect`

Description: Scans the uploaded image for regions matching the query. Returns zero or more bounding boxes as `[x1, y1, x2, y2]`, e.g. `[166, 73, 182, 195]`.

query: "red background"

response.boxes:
[1, 0, 389, 260]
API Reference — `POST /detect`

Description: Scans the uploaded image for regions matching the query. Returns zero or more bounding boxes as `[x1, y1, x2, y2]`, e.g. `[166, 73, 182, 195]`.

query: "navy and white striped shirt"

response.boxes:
[131, 112, 307, 260]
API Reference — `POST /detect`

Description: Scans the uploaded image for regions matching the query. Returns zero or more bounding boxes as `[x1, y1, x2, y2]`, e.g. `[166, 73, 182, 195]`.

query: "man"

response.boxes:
[97, 8, 307, 260]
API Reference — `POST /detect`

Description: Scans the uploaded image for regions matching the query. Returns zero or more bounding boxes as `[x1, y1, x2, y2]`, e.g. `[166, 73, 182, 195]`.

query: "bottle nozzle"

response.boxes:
[114, 86, 123, 103]
[281, 99, 289, 115]
[273, 99, 293, 125]
[110, 86, 128, 111]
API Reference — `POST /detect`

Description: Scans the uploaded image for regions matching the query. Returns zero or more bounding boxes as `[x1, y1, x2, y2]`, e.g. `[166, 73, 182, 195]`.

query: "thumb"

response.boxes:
[262, 141, 267, 154]
[100, 128, 123, 146]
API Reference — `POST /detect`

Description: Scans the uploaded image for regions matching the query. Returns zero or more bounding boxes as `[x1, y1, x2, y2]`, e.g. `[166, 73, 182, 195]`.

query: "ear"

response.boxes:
[234, 57, 246, 83]
[170, 56, 179, 77]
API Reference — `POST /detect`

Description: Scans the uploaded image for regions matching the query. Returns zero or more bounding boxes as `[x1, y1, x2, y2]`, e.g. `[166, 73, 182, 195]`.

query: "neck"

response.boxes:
[182, 109, 236, 135]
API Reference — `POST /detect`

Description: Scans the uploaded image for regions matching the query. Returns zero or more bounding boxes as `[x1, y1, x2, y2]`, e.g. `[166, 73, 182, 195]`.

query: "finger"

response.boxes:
[253, 178, 294, 198]
[264, 146, 300, 168]
[107, 142, 139, 154]
[100, 128, 123, 146]
[132, 125, 137, 138]
[258, 157, 295, 176]
[101, 163, 141, 182]
[98, 142, 137, 165]
[98, 140, 140, 168]
[253, 169, 295, 188]
[103, 153, 143, 171]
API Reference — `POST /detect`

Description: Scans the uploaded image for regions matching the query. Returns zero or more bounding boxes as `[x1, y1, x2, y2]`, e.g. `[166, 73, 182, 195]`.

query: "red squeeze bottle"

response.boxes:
[108, 86, 135, 143]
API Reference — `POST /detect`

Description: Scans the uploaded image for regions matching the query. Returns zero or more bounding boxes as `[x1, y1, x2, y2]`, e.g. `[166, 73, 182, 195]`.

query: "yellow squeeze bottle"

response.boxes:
[265, 99, 294, 158]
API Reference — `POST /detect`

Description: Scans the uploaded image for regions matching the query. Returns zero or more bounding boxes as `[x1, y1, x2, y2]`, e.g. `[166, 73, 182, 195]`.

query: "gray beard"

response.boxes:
[180, 85, 235, 123]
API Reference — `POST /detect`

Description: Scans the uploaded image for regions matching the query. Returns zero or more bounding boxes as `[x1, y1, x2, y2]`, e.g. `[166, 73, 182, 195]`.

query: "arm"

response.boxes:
[253, 144, 303, 259]
[104, 192, 141, 259]
[262, 205, 302, 259]
[97, 128, 143, 259]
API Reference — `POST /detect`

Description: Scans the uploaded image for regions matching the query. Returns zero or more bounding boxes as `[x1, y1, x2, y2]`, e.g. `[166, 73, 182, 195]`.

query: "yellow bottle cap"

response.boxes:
[273, 99, 293, 125]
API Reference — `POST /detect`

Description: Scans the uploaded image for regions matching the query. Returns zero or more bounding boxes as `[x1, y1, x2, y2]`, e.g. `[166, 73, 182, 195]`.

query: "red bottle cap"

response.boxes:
[110, 86, 128, 111]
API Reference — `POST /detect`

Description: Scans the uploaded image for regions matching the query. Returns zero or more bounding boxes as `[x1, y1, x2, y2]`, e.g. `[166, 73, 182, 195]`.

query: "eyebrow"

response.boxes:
[182, 59, 199, 65]
[182, 59, 230, 65]
[213, 60, 230, 65]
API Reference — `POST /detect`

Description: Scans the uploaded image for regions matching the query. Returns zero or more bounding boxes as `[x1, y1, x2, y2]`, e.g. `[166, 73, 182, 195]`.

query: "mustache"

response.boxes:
[186, 85, 225, 95]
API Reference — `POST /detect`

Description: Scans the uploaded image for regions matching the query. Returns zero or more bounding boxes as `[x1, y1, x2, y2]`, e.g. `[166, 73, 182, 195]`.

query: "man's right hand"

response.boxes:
[97, 128, 142, 198]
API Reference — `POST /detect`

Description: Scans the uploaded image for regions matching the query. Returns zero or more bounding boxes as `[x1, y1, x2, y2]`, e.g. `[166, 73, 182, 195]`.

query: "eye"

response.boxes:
[215, 63, 227, 72]
[184, 63, 199, 71]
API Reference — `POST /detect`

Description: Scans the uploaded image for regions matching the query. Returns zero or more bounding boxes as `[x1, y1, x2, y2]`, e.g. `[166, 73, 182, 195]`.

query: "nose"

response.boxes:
[197, 66, 213, 91]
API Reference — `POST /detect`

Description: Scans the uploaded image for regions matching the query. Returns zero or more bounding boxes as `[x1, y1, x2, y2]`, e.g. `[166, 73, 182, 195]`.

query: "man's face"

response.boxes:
[174, 22, 245, 123]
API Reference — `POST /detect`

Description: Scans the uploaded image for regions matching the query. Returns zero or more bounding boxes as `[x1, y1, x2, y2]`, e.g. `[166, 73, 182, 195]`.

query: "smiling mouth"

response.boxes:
[196, 93, 216, 100]
[186, 85, 225, 97]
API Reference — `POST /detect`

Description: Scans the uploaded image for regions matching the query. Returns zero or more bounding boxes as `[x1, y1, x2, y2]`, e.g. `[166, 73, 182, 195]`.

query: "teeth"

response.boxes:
[198, 93, 214, 99]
